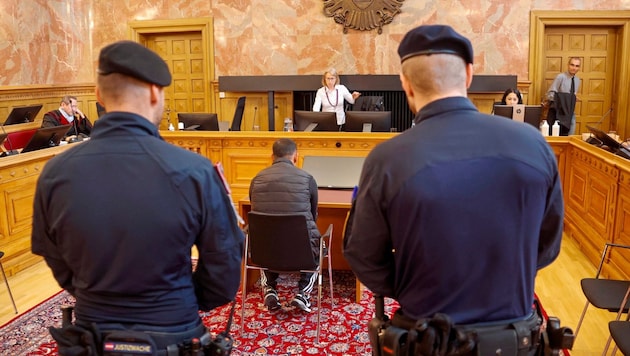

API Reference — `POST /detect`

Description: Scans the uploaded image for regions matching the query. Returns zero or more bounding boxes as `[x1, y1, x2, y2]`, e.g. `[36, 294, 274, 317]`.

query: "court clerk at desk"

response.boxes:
[312, 68, 361, 127]
[500, 88, 523, 106]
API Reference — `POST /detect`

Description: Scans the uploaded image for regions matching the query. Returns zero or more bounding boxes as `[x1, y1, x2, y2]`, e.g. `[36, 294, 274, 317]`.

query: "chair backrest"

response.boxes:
[247, 211, 317, 271]
[3, 128, 37, 150]
[230, 96, 246, 131]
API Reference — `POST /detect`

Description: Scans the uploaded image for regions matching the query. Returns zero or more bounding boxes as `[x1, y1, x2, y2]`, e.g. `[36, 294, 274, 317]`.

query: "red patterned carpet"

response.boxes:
[1, 271, 391, 355]
[0, 271, 569, 355]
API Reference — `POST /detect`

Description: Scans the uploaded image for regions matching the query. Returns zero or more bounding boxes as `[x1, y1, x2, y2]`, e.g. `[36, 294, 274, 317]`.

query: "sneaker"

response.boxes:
[290, 294, 312, 313]
[264, 290, 281, 311]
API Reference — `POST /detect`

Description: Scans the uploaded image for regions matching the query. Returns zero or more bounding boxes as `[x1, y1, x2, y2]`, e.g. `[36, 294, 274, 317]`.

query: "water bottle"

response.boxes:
[168, 122, 175, 131]
[552, 121, 560, 136]
[540, 121, 549, 136]
[283, 118, 293, 132]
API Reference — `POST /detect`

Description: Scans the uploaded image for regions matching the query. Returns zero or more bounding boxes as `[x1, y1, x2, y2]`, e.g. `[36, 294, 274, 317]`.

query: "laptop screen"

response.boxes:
[301, 156, 365, 190]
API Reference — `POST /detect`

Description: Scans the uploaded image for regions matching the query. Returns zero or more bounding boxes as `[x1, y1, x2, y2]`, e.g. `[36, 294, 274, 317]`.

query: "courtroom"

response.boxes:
[1, 2, 630, 356]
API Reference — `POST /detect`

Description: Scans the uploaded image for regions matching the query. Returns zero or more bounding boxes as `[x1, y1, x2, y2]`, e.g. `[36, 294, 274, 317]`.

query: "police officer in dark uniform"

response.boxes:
[31, 41, 243, 355]
[344, 25, 564, 355]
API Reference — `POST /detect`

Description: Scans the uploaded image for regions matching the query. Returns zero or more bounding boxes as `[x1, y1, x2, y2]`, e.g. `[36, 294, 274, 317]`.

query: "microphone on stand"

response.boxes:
[0, 124, 19, 157]
[68, 115, 84, 143]
[251, 106, 258, 130]
[586, 107, 613, 145]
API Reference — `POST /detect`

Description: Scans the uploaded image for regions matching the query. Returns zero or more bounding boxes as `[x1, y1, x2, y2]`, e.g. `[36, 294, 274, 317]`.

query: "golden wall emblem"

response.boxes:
[323, 0, 405, 34]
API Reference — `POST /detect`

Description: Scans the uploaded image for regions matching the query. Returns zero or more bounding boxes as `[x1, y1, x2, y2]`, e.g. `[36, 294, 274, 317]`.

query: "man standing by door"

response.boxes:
[546, 57, 581, 135]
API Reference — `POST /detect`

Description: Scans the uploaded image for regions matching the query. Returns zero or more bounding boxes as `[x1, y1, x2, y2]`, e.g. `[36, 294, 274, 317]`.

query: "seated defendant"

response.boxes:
[31, 41, 244, 354]
[249, 138, 320, 313]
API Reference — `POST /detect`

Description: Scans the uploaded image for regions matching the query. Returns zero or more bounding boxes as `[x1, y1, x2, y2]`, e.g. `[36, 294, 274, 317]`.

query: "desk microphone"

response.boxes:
[593, 107, 613, 127]
[586, 107, 613, 145]
[251, 106, 258, 130]
[68, 115, 84, 144]
[0, 124, 19, 157]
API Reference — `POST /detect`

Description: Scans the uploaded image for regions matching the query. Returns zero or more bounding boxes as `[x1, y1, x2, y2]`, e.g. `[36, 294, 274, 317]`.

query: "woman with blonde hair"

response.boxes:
[312, 68, 361, 127]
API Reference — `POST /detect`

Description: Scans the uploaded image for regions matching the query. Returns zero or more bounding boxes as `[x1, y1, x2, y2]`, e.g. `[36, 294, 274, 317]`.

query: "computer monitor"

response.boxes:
[4, 104, 43, 126]
[177, 113, 220, 131]
[344, 111, 392, 132]
[21, 124, 72, 153]
[584, 125, 630, 160]
[293, 111, 339, 132]
[493, 104, 542, 128]
[586, 125, 621, 150]
[352, 96, 384, 111]
[302, 156, 365, 189]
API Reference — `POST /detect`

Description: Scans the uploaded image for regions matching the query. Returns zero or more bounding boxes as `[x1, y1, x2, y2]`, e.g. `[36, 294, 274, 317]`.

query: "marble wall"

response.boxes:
[0, 0, 627, 86]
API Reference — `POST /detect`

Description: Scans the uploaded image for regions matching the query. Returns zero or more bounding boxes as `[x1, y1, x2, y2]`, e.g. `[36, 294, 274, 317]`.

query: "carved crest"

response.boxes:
[323, 0, 405, 34]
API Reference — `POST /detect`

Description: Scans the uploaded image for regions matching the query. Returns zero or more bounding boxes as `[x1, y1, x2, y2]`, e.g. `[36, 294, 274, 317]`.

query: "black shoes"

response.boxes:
[290, 294, 312, 313]
[263, 289, 281, 311]
[264, 288, 311, 313]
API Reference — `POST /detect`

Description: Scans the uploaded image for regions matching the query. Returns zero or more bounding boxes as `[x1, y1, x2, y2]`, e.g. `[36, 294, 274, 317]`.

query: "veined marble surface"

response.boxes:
[0, 0, 628, 85]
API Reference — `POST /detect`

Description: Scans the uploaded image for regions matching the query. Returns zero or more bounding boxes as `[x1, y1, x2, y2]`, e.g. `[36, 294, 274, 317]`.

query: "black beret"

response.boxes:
[398, 25, 473, 65]
[98, 40, 172, 87]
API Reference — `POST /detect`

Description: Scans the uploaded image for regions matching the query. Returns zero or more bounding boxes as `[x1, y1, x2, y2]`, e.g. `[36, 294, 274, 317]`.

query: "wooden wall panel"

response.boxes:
[0, 145, 75, 276]
[610, 171, 630, 279]
[564, 141, 621, 269]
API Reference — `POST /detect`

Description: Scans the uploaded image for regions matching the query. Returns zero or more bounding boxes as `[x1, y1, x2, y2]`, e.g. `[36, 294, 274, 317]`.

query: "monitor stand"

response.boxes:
[0, 150, 19, 157]
[362, 123, 373, 132]
[304, 123, 318, 132]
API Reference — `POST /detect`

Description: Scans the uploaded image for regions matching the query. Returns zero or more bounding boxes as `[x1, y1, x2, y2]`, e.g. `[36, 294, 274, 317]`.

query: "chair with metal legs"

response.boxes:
[609, 318, 630, 355]
[0, 251, 18, 314]
[240, 212, 333, 344]
[574, 242, 630, 354]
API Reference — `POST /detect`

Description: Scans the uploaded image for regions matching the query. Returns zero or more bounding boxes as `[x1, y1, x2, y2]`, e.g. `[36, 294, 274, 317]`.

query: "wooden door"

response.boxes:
[543, 27, 618, 134]
[143, 32, 208, 130]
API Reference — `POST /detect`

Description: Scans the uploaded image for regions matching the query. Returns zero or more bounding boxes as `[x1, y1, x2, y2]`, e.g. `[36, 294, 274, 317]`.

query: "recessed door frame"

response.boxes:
[530, 10, 630, 137]
[128, 18, 216, 114]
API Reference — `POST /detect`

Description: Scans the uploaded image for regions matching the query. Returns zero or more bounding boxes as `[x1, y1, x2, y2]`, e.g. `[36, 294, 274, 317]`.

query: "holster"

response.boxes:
[49, 323, 100, 356]
[369, 295, 548, 356]
[48, 305, 217, 356]
[458, 311, 540, 356]
[368, 296, 476, 356]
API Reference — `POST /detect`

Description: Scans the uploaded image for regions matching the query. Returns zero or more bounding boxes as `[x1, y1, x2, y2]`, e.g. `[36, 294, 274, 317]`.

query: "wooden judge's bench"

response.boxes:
[1, 131, 629, 283]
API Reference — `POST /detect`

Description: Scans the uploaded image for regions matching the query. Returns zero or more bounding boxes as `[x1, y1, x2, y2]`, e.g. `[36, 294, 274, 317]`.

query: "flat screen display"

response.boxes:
[301, 156, 365, 189]
[22, 124, 72, 153]
[177, 113, 220, 131]
[4, 104, 43, 126]
[293, 111, 339, 132]
[344, 111, 392, 132]
[493, 104, 542, 128]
